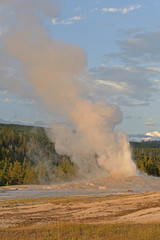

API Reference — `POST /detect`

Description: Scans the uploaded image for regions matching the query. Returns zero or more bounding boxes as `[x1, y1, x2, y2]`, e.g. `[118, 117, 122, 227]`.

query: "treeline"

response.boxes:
[131, 142, 160, 176]
[0, 124, 77, 186]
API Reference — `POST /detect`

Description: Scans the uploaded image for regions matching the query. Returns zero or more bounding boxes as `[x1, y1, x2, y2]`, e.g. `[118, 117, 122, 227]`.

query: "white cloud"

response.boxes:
[146, 131, 160, 137]
[52, 18, 72, 25]
[96, 79, 128, 91]
[115, 97, 148, 107]
[102, 5, 141, 14]
[102, 8, 119, 13]
[52, 18, 57, 25]
[93, 30, 160, 107]
[90, 64, 160, 106]
[122, 5, 141, 14]
[59, 20, 72, 25]
[147, 67, 160, 72]
[52, 16, 83, 26]
[0, 96, 35, 105]
[69, 16, 82, 21]
[143, 131, 160, 141]
[144, 118, 156, 127]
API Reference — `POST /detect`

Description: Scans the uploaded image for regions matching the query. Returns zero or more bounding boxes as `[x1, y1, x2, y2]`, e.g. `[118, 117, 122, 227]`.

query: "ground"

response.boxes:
[1, 175, 160, 229]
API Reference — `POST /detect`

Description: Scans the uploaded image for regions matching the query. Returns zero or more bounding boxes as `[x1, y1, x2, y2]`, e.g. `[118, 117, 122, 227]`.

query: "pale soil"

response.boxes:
[1, 175, 160, 228]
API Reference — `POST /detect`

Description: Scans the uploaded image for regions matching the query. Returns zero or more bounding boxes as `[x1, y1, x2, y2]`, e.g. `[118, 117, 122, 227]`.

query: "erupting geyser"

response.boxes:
[0, 0, 137, 178]
[50, 102, 136, 177]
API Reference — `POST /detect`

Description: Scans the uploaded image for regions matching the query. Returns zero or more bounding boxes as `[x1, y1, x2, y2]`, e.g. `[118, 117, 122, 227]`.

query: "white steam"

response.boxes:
[0, 0, 136, 178]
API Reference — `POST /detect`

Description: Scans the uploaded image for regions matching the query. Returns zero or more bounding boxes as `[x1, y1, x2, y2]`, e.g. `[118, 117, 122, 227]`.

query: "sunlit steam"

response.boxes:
[0, 0, 137, 178]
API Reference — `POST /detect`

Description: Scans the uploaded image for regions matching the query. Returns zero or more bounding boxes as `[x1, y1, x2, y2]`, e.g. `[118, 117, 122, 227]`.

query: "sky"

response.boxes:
[0, 0, 160, 141]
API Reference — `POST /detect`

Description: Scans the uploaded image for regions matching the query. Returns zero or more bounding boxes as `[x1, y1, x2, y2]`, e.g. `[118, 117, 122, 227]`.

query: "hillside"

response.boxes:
[0, 123, 76, 186]
[0, 123, 160, 186]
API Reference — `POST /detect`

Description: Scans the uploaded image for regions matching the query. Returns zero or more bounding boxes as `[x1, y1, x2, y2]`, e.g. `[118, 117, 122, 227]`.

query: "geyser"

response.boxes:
[0, 0, 137, 178]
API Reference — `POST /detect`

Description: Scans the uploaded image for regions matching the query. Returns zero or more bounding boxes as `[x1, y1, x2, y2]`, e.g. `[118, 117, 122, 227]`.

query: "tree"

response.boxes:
[7, 160, 24, 185]
[23, 167, 38, 184]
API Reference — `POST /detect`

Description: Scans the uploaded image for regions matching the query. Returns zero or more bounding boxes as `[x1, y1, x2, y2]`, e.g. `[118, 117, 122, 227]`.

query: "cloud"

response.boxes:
[102, 5, 141, 14]
[146, 131, 160, 137]
[91, 8, 98, 13]
[52, 15, 83, 26]
[0, 97, 15, 103]
[52, 19, 72, 25]
[144, 118, 156, 127]
[69, 16, 82, 21]
[143, 131, 160, 141]
[114, 96, 149, 107]
[18, 98, 35, 105]
[90, 64, 160, 106]
[118, 27, 146, 38]
[146, 131, 160, 138]
[129, 132, 160, 142]
[115, 31, 160, 65]
[75, 6, 81, 11]
[4, 98, 14, 103]
[90, 29, 160, 107]
[0, 97, 34, 104]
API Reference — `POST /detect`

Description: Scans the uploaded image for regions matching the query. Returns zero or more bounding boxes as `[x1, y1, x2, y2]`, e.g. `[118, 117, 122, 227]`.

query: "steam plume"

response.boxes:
[0, 0, 136, 178]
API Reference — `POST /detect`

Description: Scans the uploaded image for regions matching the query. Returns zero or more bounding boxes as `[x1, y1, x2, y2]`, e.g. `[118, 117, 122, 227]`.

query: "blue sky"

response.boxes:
[1, 0, 160, 140]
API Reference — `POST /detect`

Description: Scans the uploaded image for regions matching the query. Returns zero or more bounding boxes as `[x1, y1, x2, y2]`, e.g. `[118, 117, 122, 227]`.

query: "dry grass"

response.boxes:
[1, 192, 160, 239]
[1, 223, 160, 240]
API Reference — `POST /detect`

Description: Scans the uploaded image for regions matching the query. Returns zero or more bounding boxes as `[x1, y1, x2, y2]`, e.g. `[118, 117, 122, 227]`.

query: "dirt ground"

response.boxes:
[1, 191, 160, 228]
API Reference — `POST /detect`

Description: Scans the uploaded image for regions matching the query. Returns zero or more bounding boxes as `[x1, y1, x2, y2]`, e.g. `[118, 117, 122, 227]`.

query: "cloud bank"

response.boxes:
[91, 29, 160, 107]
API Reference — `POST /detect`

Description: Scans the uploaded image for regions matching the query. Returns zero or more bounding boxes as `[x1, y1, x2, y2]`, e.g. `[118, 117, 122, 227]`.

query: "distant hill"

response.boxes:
[0, 119, 48, 128]
[130, 141, 160, 148]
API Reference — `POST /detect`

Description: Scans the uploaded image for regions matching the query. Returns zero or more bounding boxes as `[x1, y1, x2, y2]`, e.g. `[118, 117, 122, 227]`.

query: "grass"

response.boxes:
[0, 223, 160, 240]
[1, 192, 160, 239]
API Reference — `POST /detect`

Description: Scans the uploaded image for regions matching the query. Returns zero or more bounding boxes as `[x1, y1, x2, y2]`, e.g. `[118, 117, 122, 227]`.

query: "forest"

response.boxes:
[0, 123, 160, 186]
[0, 124, 76, 186]
[131, 141, 160, 177]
